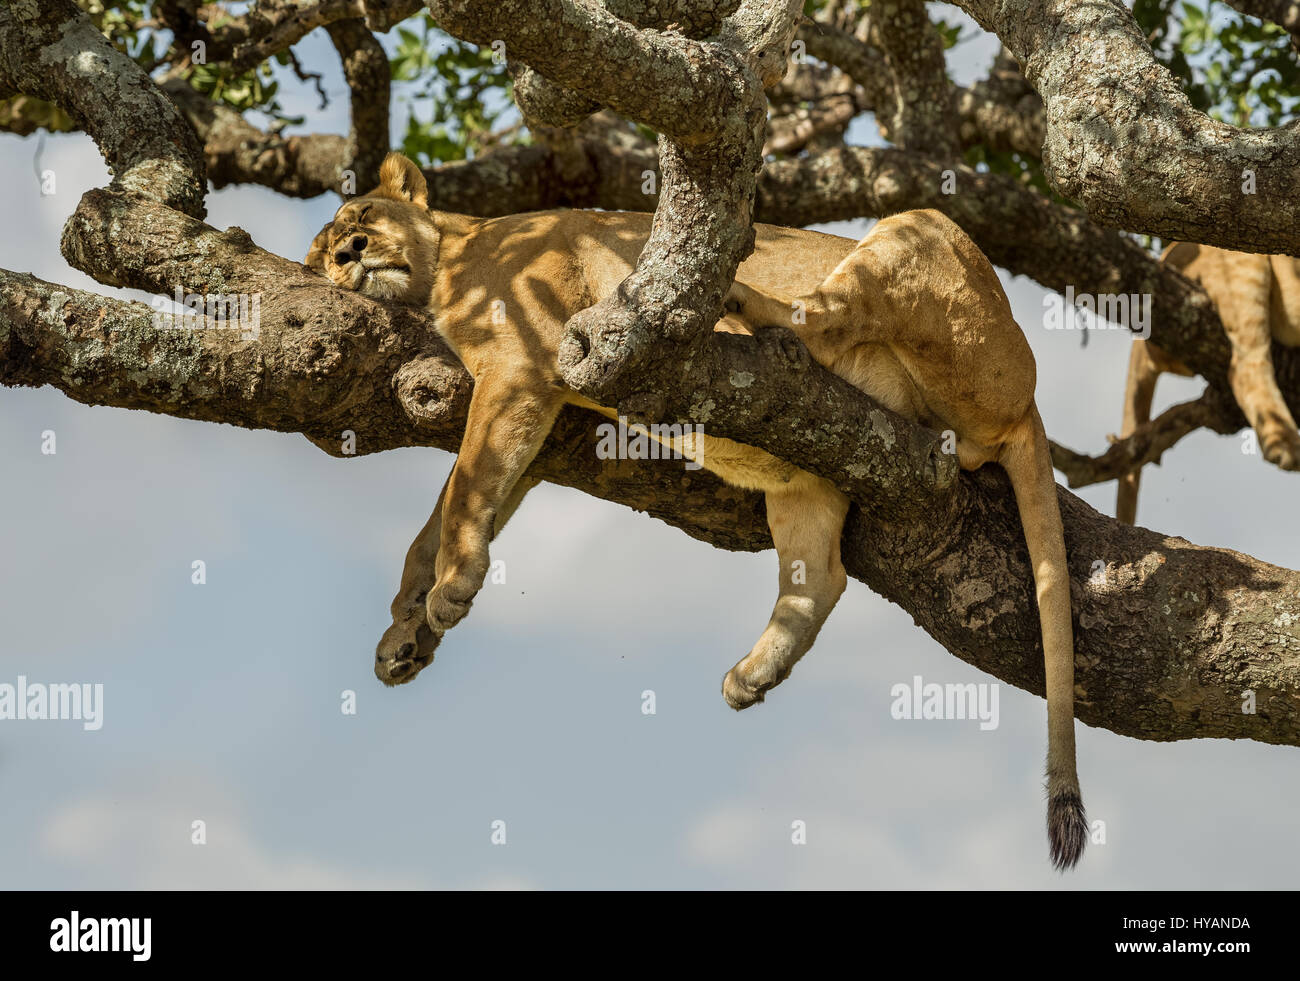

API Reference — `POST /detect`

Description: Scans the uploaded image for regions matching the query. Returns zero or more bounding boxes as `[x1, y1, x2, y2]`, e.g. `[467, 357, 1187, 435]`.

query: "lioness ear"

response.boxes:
[304, 221, 331, 271]
[378, 152, 428, 208]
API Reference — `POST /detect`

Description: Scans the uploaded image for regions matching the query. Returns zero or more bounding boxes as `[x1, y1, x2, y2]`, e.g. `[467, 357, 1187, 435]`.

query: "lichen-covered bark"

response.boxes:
[955, 0, 1300, 253]
[427, 0, 802, 414]
[869, 0, 959, 155]
[5, 264, 1298, 747]
[604, 0, 741, 36]
[427, 0, 763, 142]
[0, 0, 205, 217]
[325, 19, 391, 196]
[509, 66, 601, 130]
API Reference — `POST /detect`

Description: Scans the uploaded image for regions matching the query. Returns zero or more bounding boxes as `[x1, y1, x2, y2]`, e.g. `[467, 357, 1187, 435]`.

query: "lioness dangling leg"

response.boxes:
[1221, 254, 1300, 470]
[722, 473, 850, 709]
[376, 472, 539, 685]
[1115, 339, 1161, 526]
[426, 380, 563, 634]
[726, 212, 1087, 867]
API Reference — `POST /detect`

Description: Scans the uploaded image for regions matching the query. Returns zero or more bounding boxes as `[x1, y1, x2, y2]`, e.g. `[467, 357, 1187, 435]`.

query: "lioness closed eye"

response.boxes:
[307, 152, 1087, 869]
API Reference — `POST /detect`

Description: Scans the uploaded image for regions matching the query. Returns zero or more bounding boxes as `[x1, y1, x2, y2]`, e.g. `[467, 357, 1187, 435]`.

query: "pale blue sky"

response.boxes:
[1, 7, 1297, 889]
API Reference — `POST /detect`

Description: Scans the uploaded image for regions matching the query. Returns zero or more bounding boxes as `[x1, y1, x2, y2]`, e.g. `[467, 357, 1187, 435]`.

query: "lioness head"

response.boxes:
[305, 152, 439, 305]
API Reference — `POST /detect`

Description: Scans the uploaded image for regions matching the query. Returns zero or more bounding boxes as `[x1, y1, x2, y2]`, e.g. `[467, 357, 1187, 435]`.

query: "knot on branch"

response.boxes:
[394, 355, 474, 427]
[510, 65, 601, 129]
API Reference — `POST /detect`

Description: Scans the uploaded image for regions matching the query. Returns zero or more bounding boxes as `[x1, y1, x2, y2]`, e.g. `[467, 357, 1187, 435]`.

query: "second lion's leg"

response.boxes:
[427, 382, 562, 633]
[1222, 256, 1300, 470]
[723, 472, 850, 709]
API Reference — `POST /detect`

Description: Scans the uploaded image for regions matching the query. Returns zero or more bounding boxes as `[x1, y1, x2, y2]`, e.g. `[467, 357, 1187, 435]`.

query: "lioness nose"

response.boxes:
[334, 234, 368, 266]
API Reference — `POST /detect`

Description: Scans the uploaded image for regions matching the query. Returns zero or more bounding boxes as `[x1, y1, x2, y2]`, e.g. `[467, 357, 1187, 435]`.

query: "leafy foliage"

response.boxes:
[389, 13, 515, 164]
[4, 0, 1298, 184]
[1136, 0, 1300, 126]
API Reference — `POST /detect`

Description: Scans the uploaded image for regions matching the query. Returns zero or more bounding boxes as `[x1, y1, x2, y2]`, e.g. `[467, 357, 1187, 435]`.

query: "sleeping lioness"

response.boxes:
[1117, 243, 1300, 525]
[307, 153, 1087, 869]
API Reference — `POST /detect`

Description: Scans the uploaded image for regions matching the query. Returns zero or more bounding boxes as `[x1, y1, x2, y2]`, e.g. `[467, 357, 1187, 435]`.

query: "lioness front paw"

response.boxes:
[375, 612, 440, 686]
[722, 653, 792, 711]
[757, 325, 810, 370]
[722, 667, 768, 710]
[427, 577, 478, 632]
[1260, 429, 1300, 471]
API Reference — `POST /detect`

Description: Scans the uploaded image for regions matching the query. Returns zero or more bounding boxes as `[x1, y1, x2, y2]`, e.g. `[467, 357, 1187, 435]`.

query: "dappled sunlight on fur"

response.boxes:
[306, 153, 1086, 868]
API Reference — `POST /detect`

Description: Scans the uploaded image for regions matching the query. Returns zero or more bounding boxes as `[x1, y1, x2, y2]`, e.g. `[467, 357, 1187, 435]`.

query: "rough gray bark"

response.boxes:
[4, 263, 1298, 747]
[955, 0, 1300, 254]
[869, 0, 960, 155]
[0, 0, 206, 217]
[428, 0, 803, 413]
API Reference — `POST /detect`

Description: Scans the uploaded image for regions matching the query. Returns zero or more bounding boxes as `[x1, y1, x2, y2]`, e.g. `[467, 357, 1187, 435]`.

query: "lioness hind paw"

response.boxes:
[1261, 433, 1300, 471]
[427, 585, 475, 632]
[374, 621, 440, 686]
[722, 668, 770, 711]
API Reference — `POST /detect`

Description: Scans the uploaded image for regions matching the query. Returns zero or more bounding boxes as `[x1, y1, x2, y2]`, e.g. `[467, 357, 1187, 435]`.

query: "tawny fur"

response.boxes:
[308, 153, 1087, 868]
[1117, 243, 1300, 525]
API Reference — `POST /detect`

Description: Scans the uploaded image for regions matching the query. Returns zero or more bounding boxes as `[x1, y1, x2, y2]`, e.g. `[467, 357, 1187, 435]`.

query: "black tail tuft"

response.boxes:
[1048, 790, 1088, 871]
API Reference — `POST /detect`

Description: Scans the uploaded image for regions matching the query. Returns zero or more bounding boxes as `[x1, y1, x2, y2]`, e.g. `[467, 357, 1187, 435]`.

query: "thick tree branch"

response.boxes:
[427, 0, 770, 143]
[5, 262, 1298, 747]
[509, 65, 602, 130]
[427, 0, 804, 415]
[0, 0, 206, 217]
[869, 0, 960, 155]
[955, 0, 1300, 254]
[324, 18, 390, 195]
[604, 0, 741, 36]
